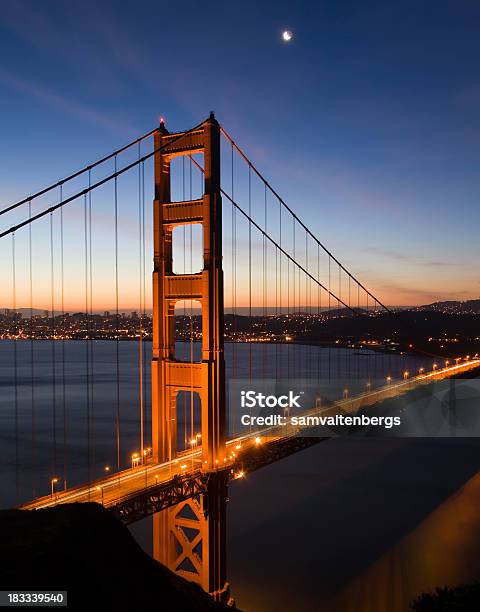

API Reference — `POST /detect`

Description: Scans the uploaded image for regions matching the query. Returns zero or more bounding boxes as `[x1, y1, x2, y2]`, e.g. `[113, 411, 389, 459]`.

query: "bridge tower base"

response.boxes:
[153, 472, 229, 601]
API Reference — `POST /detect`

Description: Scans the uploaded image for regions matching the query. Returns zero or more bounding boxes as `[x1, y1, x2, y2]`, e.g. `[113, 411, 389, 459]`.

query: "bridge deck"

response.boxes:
[20, 359, 480, 521]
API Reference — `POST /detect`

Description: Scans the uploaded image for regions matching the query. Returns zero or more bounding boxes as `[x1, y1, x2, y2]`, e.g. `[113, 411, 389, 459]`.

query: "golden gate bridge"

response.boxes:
[0, 113, 478, 602]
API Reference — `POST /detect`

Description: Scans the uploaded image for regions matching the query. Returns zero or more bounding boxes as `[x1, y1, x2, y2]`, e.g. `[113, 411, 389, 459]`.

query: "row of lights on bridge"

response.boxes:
[397, 355, 477, 382]
[339, 355, 478, 398]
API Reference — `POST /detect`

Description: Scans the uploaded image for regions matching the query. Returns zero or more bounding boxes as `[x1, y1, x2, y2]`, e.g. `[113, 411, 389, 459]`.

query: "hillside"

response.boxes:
[0, 503, 235, 611]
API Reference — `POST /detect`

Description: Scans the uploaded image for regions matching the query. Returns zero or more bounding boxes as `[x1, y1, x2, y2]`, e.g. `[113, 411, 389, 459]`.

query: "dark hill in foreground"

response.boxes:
[0, 503, 235, 611]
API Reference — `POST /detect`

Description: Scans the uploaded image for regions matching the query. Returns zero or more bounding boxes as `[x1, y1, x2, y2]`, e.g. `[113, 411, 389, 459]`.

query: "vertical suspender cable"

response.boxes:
[189, 157, 194, 447]
[231, 141, 237, 391]
[317, 243, 320, 383]
[188, 157, 193, 446]
[138, 144, 144, 459]
[374, 298, 378, 381]
[328, 256, 331, 381]
[279, 201, 282, 379]
[292, 218, 295, 379]
[275, 247, 279, 380]
[306, 232, 309, 379]
[28, 201, 36, 497]
[190, 156, 194, 447]
[60, 186, 67, 489]
[338, 266, 341, 381]
[287, 227, 290, 380]
[365, 293, 372, 387]
[12, 233, 18, 501]
[50, 212, 57, 479]
[84, 193, 91, 497]
[114, 155, 121, 472]
[263, 183, 267, 379]
[248, 164, 252, 387]
[141, 160, 147, 449]
[348, 274, 351, 385]
[183, 157, 187, 446]
[357, 284, 360, 383]
[303, 232, 312, 372]
[248, 164, 253, 432]
[88, 171, 95, 470]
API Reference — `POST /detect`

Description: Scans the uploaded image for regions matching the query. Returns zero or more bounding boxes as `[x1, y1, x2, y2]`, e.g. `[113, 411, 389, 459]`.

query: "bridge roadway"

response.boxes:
[20, 359, 480, 520]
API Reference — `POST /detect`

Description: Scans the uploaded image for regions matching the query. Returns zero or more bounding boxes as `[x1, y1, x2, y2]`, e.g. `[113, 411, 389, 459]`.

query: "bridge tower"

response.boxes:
[151, 112, 226, 468]
[151, 114, 228, 599]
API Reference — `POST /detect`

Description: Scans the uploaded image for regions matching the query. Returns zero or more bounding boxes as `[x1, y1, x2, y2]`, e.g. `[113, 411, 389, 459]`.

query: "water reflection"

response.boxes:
[224, 438, 480, 612]
[327, 471, 480, 612]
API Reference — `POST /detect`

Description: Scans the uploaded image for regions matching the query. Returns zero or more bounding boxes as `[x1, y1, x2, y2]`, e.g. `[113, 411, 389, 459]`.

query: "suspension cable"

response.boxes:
[0, 126, 161, 217]
[219, 126, 391, 314]
[0, 120, 207, 238]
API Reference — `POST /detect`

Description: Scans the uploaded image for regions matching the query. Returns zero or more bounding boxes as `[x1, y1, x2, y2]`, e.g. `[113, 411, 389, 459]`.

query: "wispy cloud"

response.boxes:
[363, 246, 457, 268]
[363, 247, 410, 261]
[0, 68, 133, 135]
[375, 280, 473, 304]
[422, 260, 457, 268]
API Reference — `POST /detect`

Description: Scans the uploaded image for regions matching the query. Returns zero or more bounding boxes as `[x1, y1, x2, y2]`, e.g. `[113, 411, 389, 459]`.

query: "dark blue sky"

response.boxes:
[1, 0, 479, 304]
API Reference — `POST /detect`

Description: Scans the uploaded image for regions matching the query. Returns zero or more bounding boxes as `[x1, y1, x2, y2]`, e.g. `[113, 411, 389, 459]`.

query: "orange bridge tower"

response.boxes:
[151, 113, 228, 599]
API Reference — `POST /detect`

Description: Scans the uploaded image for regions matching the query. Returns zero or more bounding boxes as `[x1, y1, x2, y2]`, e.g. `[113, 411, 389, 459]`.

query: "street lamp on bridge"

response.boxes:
[50, 477, 59, 498]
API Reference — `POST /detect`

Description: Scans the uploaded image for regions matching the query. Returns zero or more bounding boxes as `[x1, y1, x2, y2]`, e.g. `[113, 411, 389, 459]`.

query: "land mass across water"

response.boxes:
[1, 300, 479, 360]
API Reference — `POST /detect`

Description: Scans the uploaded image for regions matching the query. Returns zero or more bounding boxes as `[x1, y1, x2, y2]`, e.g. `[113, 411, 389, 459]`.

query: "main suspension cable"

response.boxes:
[0, 120, 207, 238]
[0, 126, 161, 217]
